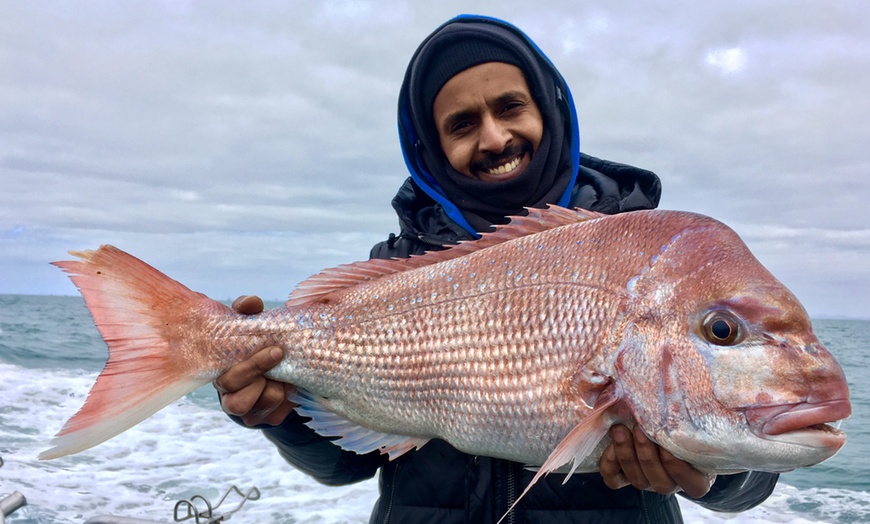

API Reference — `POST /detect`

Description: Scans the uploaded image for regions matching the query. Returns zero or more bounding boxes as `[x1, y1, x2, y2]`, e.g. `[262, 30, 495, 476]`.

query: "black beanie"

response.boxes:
[421, 38, 523, 113]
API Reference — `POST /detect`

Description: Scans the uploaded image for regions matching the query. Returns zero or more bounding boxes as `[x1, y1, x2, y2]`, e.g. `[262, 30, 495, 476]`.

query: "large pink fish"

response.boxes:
[41, 207, 850, 509]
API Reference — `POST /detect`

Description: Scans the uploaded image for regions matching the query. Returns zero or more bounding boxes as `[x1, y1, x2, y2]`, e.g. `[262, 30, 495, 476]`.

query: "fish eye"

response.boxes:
[702, 311, 743, 346]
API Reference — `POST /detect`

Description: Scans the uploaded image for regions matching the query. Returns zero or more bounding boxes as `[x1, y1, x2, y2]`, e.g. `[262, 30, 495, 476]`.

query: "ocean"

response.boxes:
[0, 294, 867, 523]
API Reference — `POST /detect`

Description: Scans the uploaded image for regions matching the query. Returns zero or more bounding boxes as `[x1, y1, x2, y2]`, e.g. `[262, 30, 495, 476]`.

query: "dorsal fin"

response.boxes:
[286, 205, 604, 307]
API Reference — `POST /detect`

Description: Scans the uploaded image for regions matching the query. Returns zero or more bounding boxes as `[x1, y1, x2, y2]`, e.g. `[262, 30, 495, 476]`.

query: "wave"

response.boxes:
[1, 362, 866, 523]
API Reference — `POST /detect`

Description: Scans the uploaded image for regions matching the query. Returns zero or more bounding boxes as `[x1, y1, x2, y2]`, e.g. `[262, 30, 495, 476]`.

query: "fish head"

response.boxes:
[615, 213, 851, 473]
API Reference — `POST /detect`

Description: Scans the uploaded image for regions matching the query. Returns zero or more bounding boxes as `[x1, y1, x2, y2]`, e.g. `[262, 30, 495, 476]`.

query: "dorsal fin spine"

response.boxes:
[286, 205, 604, 307]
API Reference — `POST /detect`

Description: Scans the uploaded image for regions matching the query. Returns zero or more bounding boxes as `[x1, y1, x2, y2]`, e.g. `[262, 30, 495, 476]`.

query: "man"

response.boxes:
[214, 15, 779, 523]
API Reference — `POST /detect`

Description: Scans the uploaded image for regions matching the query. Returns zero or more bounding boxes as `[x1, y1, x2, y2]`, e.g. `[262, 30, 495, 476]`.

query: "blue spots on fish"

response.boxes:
[626, 232, 683, 296]
[296, 312, 316, 329]
[626, 275, 640, 295]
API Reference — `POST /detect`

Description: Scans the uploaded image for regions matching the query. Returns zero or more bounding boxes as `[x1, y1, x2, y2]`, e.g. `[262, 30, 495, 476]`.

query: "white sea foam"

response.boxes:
[0, 362, 863, 523]
[1, 363, 378, 523]
[685, 482, 870, 523]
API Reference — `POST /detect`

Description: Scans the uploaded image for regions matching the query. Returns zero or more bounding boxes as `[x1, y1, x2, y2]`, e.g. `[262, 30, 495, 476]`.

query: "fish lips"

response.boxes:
[744, 398, 851, 450]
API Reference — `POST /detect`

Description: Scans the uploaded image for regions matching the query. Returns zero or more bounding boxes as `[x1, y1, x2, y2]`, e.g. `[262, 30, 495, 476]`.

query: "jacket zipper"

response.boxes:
[466, 455, 480, 523]
[417, 233, 448, 247]
[639, 490, 652, 524]
[506, 464, 517, 524]
[381, 463, 401, 524]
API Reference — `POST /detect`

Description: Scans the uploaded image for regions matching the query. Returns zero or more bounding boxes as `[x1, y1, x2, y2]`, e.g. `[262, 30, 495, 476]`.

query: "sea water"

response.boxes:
[0, 294, 867, 523]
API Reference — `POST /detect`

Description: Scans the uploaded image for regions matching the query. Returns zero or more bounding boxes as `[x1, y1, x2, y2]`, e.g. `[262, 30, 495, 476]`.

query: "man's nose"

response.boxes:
[478, 114, 511, 153]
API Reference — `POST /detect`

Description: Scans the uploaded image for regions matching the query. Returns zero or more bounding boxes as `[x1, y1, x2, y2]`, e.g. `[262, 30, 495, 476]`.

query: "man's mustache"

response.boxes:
[471, 143, 531, 174]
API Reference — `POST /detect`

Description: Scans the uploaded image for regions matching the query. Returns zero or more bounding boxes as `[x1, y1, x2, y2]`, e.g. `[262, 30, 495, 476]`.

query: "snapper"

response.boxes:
[42, 207, 849, 510]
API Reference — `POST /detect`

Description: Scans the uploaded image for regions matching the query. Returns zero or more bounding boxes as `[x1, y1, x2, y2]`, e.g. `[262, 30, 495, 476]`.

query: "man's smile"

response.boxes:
[473, 143, 532, 182]
[486, 155, 522, 177]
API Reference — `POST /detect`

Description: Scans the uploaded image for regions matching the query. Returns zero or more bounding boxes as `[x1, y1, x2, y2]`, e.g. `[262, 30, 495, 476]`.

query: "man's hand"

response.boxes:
[213, 295, 298, 427]
[599, 424, 716, 499]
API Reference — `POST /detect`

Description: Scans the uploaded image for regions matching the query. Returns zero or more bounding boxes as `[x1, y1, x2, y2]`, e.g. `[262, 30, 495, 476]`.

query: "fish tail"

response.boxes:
[40, 245, 229, 460]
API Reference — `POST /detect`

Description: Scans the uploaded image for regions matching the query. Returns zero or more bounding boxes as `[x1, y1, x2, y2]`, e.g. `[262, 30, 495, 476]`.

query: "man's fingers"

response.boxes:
[599, 445, 629, 490]
[239, 379, 289, 426]
[251, 383, 299, 426]
[610, 425, 650, 491]
[659, 448, 717, 498]
[601, 425, 715, 497]
[232, 295, 265, 315]
[213, 346, 284, 393]
[220, 377, 267, 416]
[632, 426, 677, 494]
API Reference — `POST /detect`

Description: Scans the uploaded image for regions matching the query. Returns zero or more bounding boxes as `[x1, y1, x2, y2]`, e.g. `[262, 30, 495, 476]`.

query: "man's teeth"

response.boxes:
[487, 156, 521, 176]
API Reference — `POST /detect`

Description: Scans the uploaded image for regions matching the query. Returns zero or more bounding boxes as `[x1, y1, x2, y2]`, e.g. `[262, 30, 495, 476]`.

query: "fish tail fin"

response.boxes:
[40, 245, 230, 460]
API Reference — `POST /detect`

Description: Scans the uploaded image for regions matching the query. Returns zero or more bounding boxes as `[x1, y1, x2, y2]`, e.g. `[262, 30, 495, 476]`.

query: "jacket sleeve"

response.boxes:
[235, 411, 388, 486]
[684, 471, 779, 512]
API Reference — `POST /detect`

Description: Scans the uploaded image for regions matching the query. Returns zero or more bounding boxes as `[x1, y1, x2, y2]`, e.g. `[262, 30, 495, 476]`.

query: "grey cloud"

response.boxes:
[1, 1, 867, 318]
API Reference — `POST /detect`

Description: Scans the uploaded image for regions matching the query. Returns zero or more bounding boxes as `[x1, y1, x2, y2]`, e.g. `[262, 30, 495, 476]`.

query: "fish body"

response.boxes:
[42, 207, 850, 493]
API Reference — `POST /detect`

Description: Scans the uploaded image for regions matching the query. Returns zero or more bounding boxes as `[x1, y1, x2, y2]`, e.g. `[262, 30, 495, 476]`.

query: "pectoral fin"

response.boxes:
[497, 385, 623, 524]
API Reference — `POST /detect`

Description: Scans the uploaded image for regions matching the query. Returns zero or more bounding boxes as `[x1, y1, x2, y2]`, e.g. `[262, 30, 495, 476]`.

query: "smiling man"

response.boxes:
[214, 15, 779, 523]
[433, 62, 543, 183]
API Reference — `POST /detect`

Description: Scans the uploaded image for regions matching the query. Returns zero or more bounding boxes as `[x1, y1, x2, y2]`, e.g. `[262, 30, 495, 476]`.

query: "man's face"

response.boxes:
[433, 62, 544, 183]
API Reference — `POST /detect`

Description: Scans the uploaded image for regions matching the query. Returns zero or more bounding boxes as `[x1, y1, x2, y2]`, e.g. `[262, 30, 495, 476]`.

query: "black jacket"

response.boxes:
[371, 154, 663, 259]
[256, 154, 779, 523]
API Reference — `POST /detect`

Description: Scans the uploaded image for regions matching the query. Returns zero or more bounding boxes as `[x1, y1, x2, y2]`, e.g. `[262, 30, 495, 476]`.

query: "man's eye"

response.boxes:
[450, 121, 472, 134]
[502, 101, 524, 113]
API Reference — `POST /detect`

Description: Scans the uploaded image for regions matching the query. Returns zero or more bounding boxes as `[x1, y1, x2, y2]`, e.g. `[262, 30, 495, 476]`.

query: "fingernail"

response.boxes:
[612, 426, 626, 443]
[270, 347, 282, 360]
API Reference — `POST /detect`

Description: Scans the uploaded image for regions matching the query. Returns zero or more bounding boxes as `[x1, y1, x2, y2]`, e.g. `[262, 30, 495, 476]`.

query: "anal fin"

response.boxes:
[289, 389, 429, 460]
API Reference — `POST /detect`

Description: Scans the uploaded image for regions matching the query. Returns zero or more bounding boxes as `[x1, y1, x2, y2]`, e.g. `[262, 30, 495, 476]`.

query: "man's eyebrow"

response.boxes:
[441, 110, 476, 132]
[440, 90, 532, 132]
[492, 90, 532, 106]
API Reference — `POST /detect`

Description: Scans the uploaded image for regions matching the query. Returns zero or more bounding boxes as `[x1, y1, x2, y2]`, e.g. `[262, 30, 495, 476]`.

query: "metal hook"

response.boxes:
[173, 485, 260, 523]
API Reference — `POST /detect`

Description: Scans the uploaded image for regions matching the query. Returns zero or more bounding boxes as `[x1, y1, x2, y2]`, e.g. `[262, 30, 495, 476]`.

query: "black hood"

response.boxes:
[397, 14, 581, 237]
[375, 153, 662, 261]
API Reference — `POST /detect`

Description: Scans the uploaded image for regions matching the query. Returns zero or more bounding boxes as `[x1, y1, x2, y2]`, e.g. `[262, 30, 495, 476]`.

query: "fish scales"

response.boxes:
[43, 206, 850, 508]
[225, 213, 660, 464]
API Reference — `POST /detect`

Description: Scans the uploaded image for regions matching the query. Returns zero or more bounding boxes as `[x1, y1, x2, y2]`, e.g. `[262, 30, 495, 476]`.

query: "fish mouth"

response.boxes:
[745, 399, 851, 449]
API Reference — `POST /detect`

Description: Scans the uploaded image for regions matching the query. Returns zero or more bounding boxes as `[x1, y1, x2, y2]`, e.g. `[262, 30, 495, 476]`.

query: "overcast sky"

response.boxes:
[1, 1, 868, 319]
